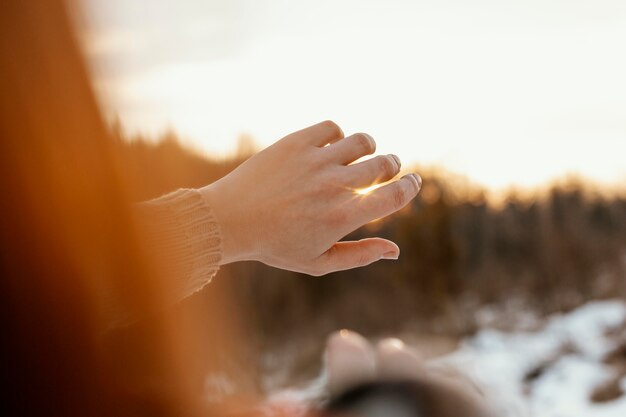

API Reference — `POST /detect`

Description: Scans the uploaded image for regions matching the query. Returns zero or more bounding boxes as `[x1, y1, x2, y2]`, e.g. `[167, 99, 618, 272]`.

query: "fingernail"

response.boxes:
[389, 154, 401, 170]
[412, 173, 422, 191]
[413, 174, 422, 189]
[382, 250, 399, 260]
[362, 133, 376, 153]
[402, 173, 419, 191]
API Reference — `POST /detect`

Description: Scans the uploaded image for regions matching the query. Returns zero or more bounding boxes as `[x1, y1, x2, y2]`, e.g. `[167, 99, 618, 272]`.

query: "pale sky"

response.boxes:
[80, 0, 626, 190]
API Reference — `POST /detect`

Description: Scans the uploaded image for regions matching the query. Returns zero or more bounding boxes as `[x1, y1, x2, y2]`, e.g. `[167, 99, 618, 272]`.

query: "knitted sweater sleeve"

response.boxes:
[134, 188, 223, 301]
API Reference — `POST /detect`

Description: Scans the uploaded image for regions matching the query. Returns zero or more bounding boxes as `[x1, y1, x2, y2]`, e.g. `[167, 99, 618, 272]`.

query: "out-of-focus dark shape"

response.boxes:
[323, 379, 490, 417]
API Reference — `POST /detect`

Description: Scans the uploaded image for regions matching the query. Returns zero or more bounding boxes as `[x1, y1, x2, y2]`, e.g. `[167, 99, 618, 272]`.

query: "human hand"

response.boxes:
[323, 330, 491, 417]
[324, 330, 454, 395]
[199, 121, 421, 276]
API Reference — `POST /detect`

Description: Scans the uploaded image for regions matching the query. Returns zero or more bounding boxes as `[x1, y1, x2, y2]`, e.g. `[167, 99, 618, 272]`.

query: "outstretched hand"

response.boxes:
[200, 120, 421, 276]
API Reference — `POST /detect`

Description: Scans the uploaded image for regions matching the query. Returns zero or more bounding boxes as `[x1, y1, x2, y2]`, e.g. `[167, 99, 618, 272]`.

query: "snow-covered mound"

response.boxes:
[437, 300, 626, 417]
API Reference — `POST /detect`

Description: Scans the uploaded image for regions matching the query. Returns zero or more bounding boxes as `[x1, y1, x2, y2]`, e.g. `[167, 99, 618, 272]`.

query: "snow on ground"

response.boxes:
[436, 300, 626, 417]
[264, 300, 626, 416]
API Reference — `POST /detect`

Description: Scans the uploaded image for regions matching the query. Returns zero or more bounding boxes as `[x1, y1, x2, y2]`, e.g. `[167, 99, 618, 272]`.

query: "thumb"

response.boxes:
[324, 330, 376, 396]
[317, 238, 399, 274]
[376, 338, 423, 379]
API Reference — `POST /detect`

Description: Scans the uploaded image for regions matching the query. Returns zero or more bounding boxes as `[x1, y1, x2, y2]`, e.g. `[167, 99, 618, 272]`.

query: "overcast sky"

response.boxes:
[80, 0, 626, 190]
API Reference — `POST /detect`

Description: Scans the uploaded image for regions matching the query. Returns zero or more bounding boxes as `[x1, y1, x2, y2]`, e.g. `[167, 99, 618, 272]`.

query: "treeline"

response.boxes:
[110, 127, 626, 352]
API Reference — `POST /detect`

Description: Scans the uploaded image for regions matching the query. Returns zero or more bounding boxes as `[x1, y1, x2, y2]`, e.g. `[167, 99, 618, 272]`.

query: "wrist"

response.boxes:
[198, 181, 255, 265]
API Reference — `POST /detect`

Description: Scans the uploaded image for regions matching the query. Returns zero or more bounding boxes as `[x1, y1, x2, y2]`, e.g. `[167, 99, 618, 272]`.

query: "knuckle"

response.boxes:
[282, 134, 304, 151]
[357, 252, 371, 267]
[379, 155, 397, 178]
[320, 120, 343, 139]
[282, 129, 310, 150]
[353, 133, 375, 155]
[393, 184, 408, 210]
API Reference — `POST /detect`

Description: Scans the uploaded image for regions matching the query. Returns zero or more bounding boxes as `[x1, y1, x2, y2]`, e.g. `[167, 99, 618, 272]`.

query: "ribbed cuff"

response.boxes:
[136, 188, 223, 301]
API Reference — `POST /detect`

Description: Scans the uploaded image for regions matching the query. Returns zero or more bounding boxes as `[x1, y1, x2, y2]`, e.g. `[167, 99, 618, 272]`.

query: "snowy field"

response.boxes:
[436, 300, 626, 417]
[265, 300, 626, 417]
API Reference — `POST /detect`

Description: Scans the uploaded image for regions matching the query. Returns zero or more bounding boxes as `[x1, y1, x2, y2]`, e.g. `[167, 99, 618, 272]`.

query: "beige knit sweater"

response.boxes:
[135, 188, 223, 301]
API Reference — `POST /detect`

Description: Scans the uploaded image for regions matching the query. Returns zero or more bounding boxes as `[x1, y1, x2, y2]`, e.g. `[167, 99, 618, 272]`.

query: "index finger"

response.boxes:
[284, 120, 345, 147]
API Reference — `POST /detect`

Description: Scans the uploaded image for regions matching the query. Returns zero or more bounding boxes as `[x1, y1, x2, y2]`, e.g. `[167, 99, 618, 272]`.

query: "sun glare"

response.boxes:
[355, 183, 384, 196]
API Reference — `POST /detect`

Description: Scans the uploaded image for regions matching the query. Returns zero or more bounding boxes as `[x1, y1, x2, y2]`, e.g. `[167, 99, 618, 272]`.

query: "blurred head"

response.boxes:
[0, 1, 240, 416]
